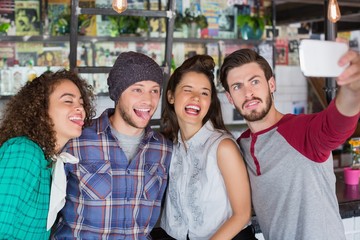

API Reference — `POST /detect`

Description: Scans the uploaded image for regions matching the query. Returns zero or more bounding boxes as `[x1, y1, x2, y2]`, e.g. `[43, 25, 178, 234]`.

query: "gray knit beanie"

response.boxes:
[107, 51, 163, 103]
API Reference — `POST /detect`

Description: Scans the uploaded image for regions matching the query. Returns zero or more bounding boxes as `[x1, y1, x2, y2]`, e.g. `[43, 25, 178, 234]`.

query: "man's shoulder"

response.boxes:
[150, 130, 173, 147]
[64, 116, 105, 153]
[237, 127, 252, 143]
[80, 110, 112, 136]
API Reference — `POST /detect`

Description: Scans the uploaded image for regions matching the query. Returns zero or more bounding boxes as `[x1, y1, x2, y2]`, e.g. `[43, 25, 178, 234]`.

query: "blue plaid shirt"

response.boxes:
[52, 109, 172, 239]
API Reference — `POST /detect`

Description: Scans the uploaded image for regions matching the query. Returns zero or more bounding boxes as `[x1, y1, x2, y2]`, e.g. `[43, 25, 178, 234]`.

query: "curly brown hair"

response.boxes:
[0, 69, 96, 160]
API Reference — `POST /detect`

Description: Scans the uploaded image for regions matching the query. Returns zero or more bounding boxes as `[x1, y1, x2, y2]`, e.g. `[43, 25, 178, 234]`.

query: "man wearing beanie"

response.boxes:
[52, 51, 173, 239]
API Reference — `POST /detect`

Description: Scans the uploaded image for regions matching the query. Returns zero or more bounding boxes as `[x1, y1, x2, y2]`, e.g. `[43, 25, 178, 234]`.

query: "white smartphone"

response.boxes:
[299, 39, 349, 77]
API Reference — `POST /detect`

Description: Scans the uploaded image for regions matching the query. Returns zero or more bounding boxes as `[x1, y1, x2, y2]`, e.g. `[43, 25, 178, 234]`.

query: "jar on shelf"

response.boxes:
[349, 138, 360, 169]
[27, 60, 37, 82]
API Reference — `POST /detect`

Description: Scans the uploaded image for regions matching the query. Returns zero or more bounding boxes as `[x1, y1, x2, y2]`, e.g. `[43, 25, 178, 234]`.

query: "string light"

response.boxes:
[112, 0, 127, 14]
[327, 0, 341, 23]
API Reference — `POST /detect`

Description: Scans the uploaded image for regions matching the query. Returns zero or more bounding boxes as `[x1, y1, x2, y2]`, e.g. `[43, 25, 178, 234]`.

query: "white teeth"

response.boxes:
[185, 105, 200, 111]
[135, 108, 150, 112]
[69, 116, 82, 120]
[248, 102, 257, 106]
[247, 100, 259, 106]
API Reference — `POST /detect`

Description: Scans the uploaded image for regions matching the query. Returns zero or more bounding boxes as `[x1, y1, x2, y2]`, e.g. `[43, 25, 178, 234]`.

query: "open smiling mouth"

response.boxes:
[134, 108, 151, 120]
[69, 116, 84, 126]
[185, 105, 200, 115]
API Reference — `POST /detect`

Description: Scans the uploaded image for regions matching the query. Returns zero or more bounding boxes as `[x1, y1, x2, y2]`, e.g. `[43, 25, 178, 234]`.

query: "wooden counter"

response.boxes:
[336, 171, 360, 219]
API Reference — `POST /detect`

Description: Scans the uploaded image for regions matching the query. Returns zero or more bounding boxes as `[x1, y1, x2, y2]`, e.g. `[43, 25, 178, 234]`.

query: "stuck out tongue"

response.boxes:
[72, 119, 85, 126]
[135, 109, 151, 120]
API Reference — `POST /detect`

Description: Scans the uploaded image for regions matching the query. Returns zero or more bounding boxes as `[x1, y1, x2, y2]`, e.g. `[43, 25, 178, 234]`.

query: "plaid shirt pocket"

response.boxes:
[143, 163, 167, 201]
[79, 161, 112, 200]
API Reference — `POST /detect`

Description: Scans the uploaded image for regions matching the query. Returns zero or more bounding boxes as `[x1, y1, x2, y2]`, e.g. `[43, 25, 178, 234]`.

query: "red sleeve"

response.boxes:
[278, 99, 360, 163]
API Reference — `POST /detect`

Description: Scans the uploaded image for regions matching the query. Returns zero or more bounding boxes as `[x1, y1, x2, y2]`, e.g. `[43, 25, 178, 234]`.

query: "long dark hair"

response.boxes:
[0, 69, 96, 160]
[161, 54, 228, 142]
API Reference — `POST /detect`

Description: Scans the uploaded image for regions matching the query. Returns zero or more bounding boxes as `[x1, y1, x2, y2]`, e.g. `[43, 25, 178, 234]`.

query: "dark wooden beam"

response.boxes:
[274, 0, 360, 7]
[273, 2, 360, 32]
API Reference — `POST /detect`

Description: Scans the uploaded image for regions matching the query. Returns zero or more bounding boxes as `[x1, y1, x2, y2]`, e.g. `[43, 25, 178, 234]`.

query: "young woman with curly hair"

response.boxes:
[0, 69, 96, 239]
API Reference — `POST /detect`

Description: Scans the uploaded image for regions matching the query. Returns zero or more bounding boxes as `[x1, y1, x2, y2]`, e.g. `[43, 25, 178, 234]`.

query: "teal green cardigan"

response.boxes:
[0, 136, 51, 239]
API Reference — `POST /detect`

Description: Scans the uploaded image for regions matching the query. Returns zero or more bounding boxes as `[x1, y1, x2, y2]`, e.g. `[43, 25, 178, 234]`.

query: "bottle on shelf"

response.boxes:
[44, 66, 53, 75]
[27, 60, 37, 82]
[171, 54, 176, 74]
[12, 59, 24, 94]
[105, 49, 112, 66]
[0, 58, 13, 96]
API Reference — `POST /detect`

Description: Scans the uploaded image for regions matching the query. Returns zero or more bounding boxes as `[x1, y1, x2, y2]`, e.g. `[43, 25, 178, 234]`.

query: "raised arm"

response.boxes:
[336, 47, 360, 117]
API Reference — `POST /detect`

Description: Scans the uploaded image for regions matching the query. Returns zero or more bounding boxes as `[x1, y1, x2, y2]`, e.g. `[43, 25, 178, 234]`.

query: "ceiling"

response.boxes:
[272, 0, 360, 33]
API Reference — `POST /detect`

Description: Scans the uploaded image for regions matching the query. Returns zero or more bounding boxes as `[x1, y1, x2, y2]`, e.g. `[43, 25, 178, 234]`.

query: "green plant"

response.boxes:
[237, 14, 266, 33]
[174, 11, 185, 30]
[52, 13, 94, 35]
[0, 22, 10, 33]
[180, 8, 208, 29]
[108, 15, 148, 36]
[237, 14, 271, 40]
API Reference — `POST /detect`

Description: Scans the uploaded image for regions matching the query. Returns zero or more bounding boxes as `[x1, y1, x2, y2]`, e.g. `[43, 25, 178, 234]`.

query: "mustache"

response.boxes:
[242, 97, 262, 109]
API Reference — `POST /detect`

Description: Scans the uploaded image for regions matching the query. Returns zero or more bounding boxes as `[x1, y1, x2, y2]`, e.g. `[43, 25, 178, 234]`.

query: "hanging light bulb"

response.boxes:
[327, 0, 341, 23]
[112, 0, 127, 14]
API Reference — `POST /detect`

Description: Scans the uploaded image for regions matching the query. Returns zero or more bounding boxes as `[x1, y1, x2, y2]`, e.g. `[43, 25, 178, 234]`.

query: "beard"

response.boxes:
[118, 105, 146, 130]
[236, 92, 273, 122]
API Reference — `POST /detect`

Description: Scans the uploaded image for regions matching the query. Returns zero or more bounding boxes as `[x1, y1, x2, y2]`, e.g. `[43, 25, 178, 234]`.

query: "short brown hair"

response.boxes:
[220, 48, 274, 92]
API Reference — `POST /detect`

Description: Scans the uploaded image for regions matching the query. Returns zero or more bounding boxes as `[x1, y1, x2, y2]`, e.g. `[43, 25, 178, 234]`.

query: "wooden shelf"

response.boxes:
[79, 8, 170, 18]
[0, 35, 271, 45]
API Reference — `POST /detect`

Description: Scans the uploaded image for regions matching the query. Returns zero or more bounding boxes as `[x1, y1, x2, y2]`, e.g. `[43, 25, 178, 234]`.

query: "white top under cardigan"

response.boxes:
[160, 121, 251, 240]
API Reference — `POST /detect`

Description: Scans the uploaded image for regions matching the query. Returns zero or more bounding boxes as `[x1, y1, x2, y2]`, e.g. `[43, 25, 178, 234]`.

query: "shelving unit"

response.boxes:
[68, 0, 176, 83]
[0, 35, 267, 45]
[0, 36, 69, 43]
[0, 0, 276, 80]
[0, 1, 275, 127]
